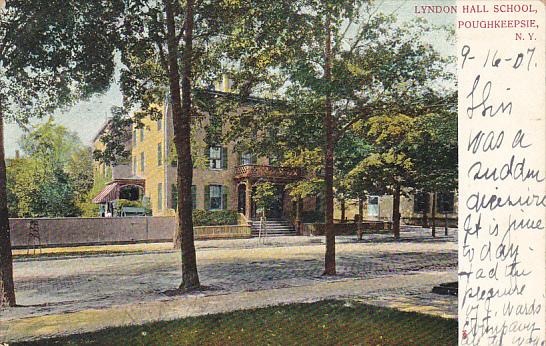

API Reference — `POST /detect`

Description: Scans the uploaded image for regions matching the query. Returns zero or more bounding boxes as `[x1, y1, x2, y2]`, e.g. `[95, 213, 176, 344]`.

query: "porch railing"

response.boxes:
[234, 164, 302, 182]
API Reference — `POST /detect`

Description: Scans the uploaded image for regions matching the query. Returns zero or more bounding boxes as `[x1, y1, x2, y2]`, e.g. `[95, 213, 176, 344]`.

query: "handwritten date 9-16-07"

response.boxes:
[461, 45, 537, 71]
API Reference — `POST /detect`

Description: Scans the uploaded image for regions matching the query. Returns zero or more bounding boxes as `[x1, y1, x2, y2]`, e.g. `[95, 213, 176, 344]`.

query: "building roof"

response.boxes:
[92, 178, 146, 204]
[91, 117, 113, 144]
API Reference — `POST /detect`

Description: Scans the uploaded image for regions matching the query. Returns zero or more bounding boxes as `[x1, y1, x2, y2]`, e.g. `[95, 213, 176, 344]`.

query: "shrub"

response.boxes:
[114, 199, 151, 216]
[192, 209, 238, 226]
[301, 210, 324, 223]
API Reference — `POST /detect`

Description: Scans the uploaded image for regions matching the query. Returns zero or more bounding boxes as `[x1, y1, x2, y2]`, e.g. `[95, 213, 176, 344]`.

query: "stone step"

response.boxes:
[250, 219, 296, 237]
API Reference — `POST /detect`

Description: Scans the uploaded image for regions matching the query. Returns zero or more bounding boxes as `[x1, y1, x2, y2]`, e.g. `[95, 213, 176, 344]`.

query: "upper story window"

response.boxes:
[133, 156, 137, 175]
[157, 118, 162, 131]
[132, 129, 137, 146]
[140, 128, 144, 142]
[209, 146, 222, 169]
[240, 153, 253, 165]
[157, 142, 163, 166]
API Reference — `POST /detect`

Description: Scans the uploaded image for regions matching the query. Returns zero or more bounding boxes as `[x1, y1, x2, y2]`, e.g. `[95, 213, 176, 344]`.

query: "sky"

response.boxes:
[3, 0, 455, 158]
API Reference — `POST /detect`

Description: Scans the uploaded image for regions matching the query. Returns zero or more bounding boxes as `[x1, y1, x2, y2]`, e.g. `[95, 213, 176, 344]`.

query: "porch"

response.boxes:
[234, 165, 302, 222]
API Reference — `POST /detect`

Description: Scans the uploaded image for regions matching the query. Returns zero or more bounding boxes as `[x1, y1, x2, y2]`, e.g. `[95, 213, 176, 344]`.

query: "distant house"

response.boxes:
[334, 191, 458, 227]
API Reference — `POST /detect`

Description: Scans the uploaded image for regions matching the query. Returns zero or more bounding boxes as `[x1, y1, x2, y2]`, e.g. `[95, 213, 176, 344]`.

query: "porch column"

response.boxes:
[245, 179, 252, 220]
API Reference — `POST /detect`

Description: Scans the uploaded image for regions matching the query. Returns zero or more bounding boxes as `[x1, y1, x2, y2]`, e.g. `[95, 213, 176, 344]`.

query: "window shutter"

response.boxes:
[204, 146, 210, 167]
[171, 184, 178, 210]
[222, 185, 228, 210]
[221, 147, 228, 169]
[191, 185, 197, 210]
[204, 185, 210, 210]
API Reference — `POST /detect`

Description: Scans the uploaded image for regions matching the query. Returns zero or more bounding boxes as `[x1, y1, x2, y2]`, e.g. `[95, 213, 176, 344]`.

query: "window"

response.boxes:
[209, 146, 222, 169]
[209, 185, 223, 210]
[133, 157, 137, 175]
[157, 117, 162, 131]
[240, 153, 253, 165]
[157, 143, 163, 166]
[437, 192, 455, 213]
[140, 152, 145, 173]
[132, 129, 137, 146]
[367, 196, 379, 217]
[140, 128, 144, 142]
[157, 183, 163, 210]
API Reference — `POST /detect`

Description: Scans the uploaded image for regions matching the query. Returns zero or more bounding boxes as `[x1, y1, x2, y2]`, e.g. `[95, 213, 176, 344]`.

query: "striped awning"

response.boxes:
[92, 183, 119, 204]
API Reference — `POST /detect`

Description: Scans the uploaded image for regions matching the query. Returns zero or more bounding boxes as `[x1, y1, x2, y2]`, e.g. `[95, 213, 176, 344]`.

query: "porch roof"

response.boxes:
[233, 164, 302, 183]
[91, 178, 146, 204]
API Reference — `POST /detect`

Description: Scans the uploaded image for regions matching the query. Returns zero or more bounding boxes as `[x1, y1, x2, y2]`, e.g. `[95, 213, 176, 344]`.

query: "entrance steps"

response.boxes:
[250, 219, 297, 237]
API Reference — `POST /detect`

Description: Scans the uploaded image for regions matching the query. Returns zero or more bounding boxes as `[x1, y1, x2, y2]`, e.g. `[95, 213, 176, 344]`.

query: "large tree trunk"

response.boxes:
[431, 191, 436, 238]
[392, 185, 401, 240]
[323, 14, 335, 276]
[165, 0, 200, 291]
[0, 105, 16, 307]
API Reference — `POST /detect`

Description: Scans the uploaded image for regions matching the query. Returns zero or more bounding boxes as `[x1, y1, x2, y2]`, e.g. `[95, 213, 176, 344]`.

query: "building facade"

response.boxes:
[92, 88, 316, 222]
[92, 86, 456, 226]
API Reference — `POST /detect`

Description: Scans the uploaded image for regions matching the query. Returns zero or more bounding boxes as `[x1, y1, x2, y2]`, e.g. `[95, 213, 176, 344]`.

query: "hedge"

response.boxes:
[192, 209, 238, 226]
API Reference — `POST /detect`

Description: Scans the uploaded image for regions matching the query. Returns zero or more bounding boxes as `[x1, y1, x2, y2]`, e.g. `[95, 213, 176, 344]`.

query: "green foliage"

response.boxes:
[79, 173, 111, 218]
[410, 110, 458, 193]
[0, 0, 122, 124]
[192, 209, 238, 226]
[7, 120, 94, 217]
[92, 107, 134, 166]
[252, 182, 277, 214]
[114, 199, 150, 216]
[301, 210, 325, 223]
[7, 158, 80, 217]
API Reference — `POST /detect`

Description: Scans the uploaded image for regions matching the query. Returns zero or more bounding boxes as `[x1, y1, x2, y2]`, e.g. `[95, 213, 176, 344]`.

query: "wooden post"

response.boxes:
[392, 185, 401, 240]
[357, 197, 364, 240]
[431, 192, 436, 238]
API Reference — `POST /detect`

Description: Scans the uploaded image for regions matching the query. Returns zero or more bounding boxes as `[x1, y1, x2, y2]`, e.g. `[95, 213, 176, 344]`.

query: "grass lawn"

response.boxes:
[16, 300, 457, 346]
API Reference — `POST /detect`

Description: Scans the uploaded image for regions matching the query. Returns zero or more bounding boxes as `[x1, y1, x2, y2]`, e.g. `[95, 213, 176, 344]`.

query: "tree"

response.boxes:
[66, 146, 95, 212]
[101, 0, 258, 291]
[0, 0, 122, 307]
[225, 10, 453, 269]
[410, 105, 457, 236]
[7, 119, 95, 218]
[252, 182, 277, 217]
[349, 114, 417, 239]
